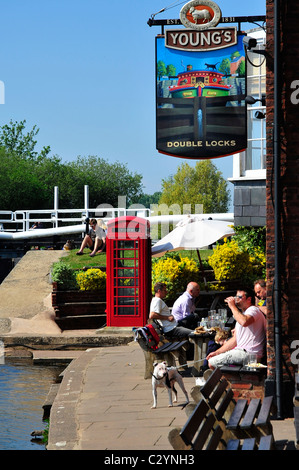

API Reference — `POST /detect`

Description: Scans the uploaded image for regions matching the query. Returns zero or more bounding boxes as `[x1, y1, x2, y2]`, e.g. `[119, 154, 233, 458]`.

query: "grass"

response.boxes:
[57, 248, 213, 270]
[60, 249, 107, 269]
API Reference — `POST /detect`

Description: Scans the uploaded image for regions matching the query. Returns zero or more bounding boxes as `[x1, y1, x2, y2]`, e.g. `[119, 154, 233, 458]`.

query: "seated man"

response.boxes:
[172, 282, 200, 329]
[254, 279, 267, 316]
[207, 287, 266, 369]
[149, 282, 193, 341]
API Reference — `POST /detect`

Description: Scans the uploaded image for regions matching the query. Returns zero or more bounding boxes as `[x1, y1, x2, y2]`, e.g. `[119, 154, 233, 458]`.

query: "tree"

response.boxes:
[0, 147, 49, 210]
[166, 64, 176, 78]
[0, 120, 144, 211]
[66, 155, 143, 208]
[157, 60, 167, 79]
[0, 119, 50, 160]
[133, 192, 162, 207]
[159, 160, 230, 213]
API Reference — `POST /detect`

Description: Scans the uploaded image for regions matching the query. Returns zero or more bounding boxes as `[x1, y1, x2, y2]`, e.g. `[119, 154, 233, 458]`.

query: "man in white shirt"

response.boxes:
[207, 287, 266, 369]
[149, 282, 193, 340]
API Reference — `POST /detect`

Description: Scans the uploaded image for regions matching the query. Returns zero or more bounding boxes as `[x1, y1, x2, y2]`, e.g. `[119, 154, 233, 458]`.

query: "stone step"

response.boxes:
[55, 314, 106, 330]
[32, 349, 83, 364]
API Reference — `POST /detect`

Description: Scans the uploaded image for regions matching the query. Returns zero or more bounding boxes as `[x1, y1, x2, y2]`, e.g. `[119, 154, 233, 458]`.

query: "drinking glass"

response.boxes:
[247, 353, 258, 370]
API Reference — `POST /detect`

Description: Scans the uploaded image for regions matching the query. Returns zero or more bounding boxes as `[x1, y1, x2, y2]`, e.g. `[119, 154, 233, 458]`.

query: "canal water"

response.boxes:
[0, 357, 64, 450]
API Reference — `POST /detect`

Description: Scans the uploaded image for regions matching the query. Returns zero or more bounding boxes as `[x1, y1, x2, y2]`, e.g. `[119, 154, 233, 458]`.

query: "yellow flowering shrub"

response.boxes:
[151, 254, 200, 301]
[208, 239, 253, 281]
[250, 248, 266, 278]
[76, 268, 106, 291]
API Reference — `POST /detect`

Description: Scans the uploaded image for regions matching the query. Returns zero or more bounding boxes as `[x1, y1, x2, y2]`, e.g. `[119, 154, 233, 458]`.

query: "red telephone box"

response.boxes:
[106, 216, 151, 327]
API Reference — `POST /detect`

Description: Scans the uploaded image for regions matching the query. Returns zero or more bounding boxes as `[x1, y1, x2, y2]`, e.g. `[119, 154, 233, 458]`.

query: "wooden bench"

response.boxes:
[190, 367, 273, 441]
[168, 367, 275, 450]
[134, 323, 189, 379]
[169, 399, 274, 450]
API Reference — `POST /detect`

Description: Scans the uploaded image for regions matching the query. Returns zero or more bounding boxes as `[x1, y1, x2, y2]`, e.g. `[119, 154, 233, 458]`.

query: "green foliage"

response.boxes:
[51, 263, 78, 290]
[159, 160, 230, 213]
[42, 419, 49, 445]
[133, 191, 162, 207]
[157, 60, 167, 79]
[232, 226, 266, 278]
[151, 253, 200, 302]
[232, 226, 266, 254]
[76, 268, 106, 291]
[0, 119, 50, 161]
[0, 147, 49, 210]
[67, 155, 143, 207]
[0, 120, 144, 210]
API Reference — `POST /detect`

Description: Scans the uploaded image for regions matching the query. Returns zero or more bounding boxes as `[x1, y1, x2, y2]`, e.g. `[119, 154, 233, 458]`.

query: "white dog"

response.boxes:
[151, 361, 189, 409]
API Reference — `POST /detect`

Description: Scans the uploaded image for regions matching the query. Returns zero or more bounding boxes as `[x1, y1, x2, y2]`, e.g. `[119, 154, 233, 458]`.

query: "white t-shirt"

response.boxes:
[235, 305, 266, 358]
[150, 296, 177, 333]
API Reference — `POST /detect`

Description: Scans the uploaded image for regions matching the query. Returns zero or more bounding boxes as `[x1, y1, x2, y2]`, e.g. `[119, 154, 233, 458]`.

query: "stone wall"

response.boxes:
[234, 180, 266, 227]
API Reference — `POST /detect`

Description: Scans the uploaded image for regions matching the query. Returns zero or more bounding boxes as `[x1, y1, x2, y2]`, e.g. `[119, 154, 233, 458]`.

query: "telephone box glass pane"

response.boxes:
[113, 239, 140, 316]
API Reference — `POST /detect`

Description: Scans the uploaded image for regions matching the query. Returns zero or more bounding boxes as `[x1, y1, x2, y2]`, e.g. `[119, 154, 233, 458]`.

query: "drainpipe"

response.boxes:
[273, 0, 283, 419]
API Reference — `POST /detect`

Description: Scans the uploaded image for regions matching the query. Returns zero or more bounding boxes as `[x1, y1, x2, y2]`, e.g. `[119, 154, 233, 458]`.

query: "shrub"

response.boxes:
[232, 226, 266, 279]
[51, 262, 78, 290]
[151, 253, 200, 302]
[76, 268, 106, 291]
[208, 239, 253, 282]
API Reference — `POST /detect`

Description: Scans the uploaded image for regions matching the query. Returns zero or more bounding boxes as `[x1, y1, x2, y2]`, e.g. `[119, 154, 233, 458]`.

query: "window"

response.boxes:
[244, 31, 266, 173]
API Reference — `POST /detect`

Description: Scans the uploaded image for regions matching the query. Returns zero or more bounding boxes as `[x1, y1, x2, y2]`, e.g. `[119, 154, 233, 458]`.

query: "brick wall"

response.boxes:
[266, 0, 299, 407]
[221, 369, 266, 401]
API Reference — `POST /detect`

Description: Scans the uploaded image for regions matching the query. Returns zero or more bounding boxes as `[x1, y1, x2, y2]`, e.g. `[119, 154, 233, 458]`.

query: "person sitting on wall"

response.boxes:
[149, 282, 193, 341]
[89, 218, 107, 256]
[31, 221, 44, 229]
[172, 282, 201, 329]
[76, 218, 103, 256]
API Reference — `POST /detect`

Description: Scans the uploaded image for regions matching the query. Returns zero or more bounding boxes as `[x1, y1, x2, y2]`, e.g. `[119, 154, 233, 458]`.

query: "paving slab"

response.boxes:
[47, 341, 298, 451]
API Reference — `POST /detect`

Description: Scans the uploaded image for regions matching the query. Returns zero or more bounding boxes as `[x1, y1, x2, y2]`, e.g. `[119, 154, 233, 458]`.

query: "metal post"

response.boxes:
[84, 185, 89, 211]
[54, 186, 59, 210]
[53, 186, 59, 228]
[273, 0, 283, 419]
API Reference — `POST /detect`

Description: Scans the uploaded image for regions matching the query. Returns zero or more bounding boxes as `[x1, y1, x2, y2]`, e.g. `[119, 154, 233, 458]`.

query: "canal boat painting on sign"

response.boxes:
[155, 27, 247, 159]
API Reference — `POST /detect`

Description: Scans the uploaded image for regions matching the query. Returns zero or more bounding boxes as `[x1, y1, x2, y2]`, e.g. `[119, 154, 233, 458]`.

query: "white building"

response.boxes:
[229, 28, 266, 226]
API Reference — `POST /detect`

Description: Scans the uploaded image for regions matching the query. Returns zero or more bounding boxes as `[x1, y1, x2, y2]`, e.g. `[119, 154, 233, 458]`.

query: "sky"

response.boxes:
[0, 0, 266, 210]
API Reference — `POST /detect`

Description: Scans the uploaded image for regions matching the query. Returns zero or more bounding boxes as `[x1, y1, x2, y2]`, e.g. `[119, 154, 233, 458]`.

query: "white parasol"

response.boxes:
[151, 216, 235, 290]
[152, 216, 235, 257]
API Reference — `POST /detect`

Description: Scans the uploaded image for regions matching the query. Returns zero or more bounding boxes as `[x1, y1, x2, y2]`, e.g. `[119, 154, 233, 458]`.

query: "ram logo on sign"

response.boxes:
[180, 0, 222, 31]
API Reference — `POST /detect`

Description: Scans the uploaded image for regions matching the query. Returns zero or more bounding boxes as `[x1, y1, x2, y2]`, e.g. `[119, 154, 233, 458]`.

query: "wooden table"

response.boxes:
[189, 332, 215, 373]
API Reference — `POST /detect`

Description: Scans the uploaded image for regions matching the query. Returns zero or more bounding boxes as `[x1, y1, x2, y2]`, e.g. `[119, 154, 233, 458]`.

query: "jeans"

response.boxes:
[165, 326, 193, 341]
[208, 348, 248, 369]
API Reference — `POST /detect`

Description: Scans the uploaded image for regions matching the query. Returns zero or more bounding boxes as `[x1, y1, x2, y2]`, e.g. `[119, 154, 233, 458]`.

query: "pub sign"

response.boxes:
[156, 0, 247, 159]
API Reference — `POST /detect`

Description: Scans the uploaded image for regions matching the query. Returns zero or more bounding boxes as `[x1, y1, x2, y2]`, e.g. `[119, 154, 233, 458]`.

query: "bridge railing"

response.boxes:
[0, 207, 151, 232]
